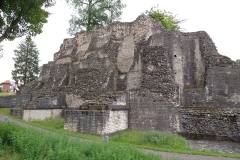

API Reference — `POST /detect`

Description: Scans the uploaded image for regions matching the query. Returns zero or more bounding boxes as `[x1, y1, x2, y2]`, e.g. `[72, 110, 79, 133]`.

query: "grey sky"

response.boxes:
[0, 0, 239, 83]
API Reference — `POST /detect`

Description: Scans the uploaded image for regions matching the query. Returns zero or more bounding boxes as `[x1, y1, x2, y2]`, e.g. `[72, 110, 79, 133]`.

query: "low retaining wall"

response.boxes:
[64, 110, 128, 136]
[26, 94, 65, 109]
[10, 108, 63, 121]
[0, 94, 32, 108]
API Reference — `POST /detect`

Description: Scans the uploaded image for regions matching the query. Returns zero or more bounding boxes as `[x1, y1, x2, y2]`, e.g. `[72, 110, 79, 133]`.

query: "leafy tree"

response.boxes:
[66, 0, 126, 35]
[143, 5, 186, 31]
[0, 0, 55, 42]
[12, 37, 40, 87]
[236, 59, 240, 65]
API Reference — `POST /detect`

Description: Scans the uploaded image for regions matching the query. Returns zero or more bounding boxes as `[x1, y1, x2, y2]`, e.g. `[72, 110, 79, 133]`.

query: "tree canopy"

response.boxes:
[236, 59, 240, 65]
[66, 0, 126, 35]
[0, 0, 55, 42]
[143, 6, 186, 31]
[12, 36, 40, 87]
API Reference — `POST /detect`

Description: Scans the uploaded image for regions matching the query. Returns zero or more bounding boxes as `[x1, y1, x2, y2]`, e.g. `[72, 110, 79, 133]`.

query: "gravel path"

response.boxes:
[0, 114, 239, 160]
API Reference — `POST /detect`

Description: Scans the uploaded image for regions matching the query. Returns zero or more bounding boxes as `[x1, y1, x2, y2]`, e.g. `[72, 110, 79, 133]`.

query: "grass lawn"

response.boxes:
[0, 108, 239, 159]
[0, 123, 164, 160]
[0, 92, 15, 97]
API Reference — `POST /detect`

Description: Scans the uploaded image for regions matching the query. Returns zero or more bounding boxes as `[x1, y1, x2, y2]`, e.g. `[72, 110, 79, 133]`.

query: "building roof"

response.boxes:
[0, 80, 10, 84]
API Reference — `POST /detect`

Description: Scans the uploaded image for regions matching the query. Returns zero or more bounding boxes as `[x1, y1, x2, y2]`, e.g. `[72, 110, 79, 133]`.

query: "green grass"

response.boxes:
[0, 146, 23, 160]
[0, 108, 240, 159]
[0, 108, 11, 116]
[111, 131, 187, 150]
[29, 118, 103, 141]
[0, 92, 15, 97]
[0, 123, 164, 160]
[111, 131, 240, 158]
[0, 108, 102, 141]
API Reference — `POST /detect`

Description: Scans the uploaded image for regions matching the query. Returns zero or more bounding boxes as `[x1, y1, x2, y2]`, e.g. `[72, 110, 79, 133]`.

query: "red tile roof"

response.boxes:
[0, 80, 10, 84]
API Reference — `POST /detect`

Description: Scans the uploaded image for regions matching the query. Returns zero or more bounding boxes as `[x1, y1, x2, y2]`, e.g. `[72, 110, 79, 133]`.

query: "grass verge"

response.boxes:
[0, 122, 164, 160]
[111, 131, 240, 158]
[0, 108, 239, 158]
[0, 92, 15, 97]
[0, 108, 102, 141]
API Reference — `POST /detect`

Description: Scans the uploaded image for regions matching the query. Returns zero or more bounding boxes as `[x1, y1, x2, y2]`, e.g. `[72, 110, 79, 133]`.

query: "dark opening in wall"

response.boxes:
[174, 55, 177, 57]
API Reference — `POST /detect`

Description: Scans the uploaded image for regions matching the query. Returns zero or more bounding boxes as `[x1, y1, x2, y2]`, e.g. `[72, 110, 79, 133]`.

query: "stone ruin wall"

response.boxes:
[181, 67, 240, 141]
[0, 15, 240, 141]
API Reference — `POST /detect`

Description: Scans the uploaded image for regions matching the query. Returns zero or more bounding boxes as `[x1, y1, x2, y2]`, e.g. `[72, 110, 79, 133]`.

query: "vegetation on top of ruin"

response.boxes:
[66, 0, 126, 35]
[143, 5, 186, 31]
[0, 109, 239, 159]
[236, 59, 240, 65]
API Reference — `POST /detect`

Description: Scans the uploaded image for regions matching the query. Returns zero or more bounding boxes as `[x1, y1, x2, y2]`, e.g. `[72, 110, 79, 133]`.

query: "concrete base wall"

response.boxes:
[21, 109, 62, 121]
[64, 110, 128, 136]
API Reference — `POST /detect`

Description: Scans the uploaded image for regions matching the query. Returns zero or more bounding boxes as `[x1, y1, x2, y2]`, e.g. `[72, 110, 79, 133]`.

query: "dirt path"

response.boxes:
[0, 114, 239, 160]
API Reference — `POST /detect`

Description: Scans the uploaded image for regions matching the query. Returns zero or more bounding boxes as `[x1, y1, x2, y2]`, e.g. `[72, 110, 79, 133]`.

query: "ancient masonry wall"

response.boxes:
[184, 67, 240, 107]
[10, 108, 63, 121]
[180, 107, 240, 142]
[128, 92, 180, 133]
[0, 94, 65, 109]
[181, 66, 240, 142]
[1, 15, 240, 141]
[64, 110, 128, 136]
[30, 94, 65, 109]
[0, 94, 32, 108]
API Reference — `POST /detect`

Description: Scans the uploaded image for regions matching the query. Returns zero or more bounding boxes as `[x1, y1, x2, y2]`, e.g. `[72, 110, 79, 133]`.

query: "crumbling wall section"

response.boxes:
[141, 45, 177, 101]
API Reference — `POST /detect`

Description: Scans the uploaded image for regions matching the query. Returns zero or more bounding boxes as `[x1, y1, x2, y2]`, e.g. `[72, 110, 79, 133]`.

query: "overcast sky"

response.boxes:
[0, 0, 239, 83]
